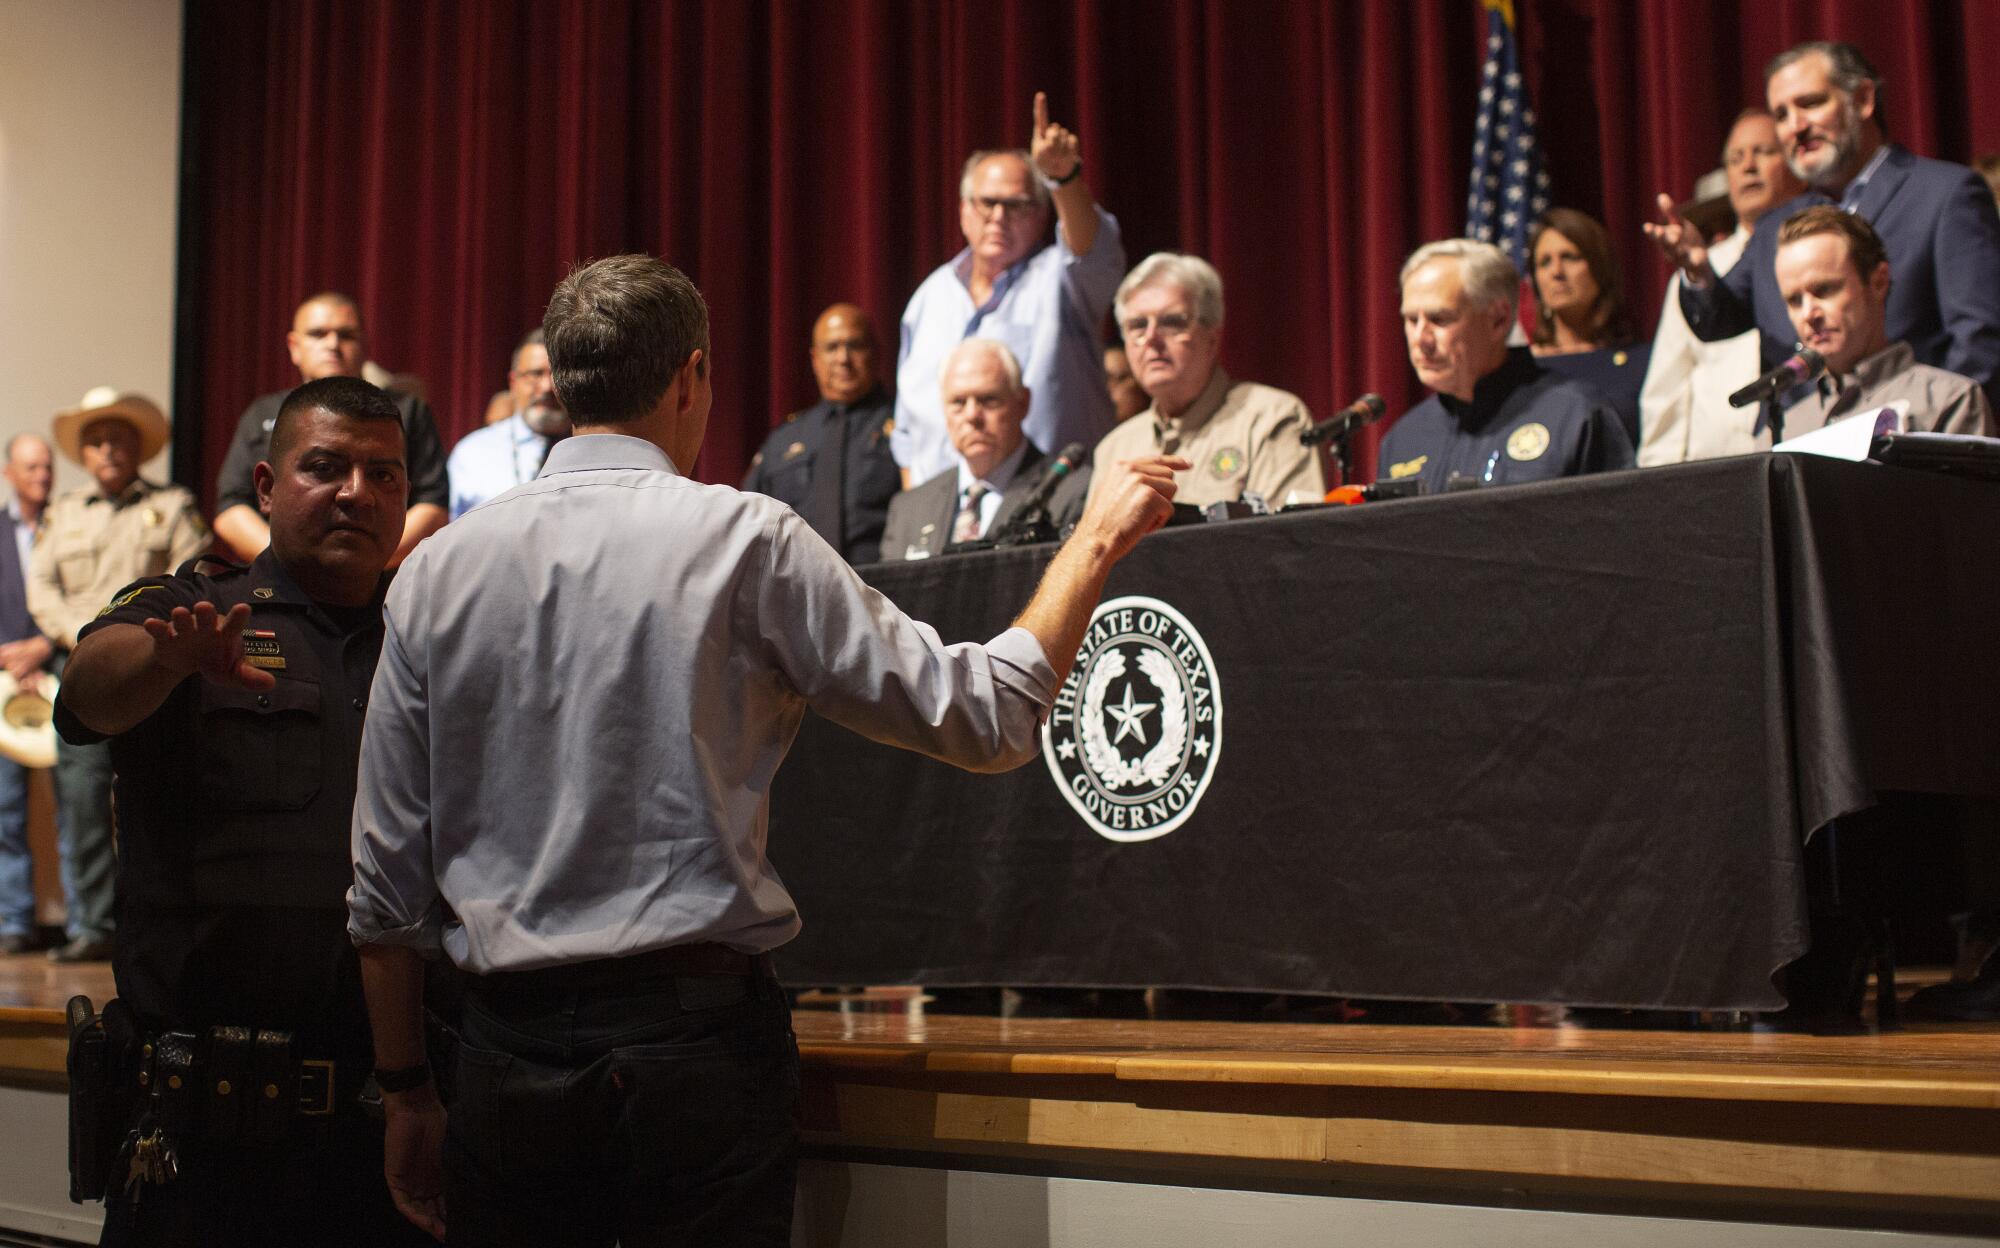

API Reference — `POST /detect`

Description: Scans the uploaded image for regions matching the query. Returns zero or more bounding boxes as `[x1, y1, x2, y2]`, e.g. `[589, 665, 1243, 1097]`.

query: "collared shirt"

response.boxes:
[54, 550, 388, 1056]
[348, 433, 1059, 974]
[447, 412, 553, 519]
[28, 479, 208, 649]
[954, 440, 1031, 538]
[1378, 349, 1636, 496]
[8, 500, 35, 578]
[895, 207, 1126, 483]
[1638, 227, 1767, 465]
[740, 387, 901, 564]
[1089, 369, 1325, 508]
[1783, 340, 1996, 439]
[1840, 144, 1892, 212]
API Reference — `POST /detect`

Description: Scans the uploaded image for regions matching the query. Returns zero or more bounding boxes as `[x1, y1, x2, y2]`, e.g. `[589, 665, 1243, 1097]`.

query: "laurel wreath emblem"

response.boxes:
[1078, 647, 1189, 791]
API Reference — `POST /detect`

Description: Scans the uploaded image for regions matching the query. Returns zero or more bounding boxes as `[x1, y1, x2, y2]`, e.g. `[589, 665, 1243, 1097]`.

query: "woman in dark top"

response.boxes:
[1529, 207, 1649, 448]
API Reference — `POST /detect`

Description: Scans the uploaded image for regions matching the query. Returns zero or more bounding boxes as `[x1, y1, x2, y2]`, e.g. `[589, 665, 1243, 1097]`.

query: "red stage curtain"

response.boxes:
[179, 0, 2000, 494]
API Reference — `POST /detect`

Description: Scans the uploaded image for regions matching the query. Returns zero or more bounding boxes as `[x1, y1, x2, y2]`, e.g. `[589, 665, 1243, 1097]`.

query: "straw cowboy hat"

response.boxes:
[0, 671, 58, 769]
[52, 387, 171, 465]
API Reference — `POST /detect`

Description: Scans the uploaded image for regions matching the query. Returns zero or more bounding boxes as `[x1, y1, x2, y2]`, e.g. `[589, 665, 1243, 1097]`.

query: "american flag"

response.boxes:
[1465, 0, 1551, 272]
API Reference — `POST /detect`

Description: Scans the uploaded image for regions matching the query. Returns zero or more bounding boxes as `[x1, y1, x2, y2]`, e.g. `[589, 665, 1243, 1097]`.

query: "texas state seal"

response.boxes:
[1043, 596, 1222, 843]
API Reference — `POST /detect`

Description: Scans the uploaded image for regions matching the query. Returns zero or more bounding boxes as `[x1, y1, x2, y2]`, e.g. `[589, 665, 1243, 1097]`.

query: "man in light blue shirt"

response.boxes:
[895, 92, 1125, 486]
[348, 254, 1185, 1245]
[445, 328, 569, 518]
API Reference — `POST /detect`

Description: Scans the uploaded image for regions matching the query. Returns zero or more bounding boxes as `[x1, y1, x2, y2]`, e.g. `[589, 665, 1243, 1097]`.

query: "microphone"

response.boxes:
[990, 443, 1086, 545]
[1299, 394, 1387, 445]
[1728, 347, 1825, 408]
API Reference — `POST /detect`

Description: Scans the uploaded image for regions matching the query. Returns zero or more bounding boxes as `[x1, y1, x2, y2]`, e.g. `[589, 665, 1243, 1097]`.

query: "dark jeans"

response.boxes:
[97, 1111, 438, 1248]
[448, 962, 800, 1248]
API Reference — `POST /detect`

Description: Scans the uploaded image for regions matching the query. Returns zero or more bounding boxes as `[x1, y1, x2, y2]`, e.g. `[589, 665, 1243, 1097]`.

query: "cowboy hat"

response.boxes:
[52, 387, 171, 466]
[0, 670, 58, 769]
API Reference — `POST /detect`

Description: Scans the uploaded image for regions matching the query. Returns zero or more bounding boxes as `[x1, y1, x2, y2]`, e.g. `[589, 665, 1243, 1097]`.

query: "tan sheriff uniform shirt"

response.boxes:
[29, 479, 208, 649]
[1782, 341, 1996, 440]
[1090, 368, 1324, 509]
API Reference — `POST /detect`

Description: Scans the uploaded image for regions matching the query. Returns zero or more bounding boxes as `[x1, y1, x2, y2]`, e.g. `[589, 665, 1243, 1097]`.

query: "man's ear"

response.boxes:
[1867, 259, 1891, 303]
[1850, 78, 1877, 127]
[675, 349, 706, 416]
[253, 461, 276, 518]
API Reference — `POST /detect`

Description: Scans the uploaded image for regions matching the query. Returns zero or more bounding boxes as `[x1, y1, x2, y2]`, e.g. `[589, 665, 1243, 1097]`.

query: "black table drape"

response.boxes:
[767, 456, 2000, 1009]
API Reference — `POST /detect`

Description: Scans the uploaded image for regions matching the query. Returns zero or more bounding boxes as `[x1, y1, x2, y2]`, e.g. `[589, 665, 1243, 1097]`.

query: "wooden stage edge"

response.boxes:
[6, 960, 2000, 1234]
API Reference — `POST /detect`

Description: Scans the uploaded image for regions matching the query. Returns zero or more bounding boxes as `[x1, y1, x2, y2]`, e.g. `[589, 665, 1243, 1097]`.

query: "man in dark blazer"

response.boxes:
[0, 435, 57, 955]
[880, 339, 1090, 561]
[1646, 41, 2000, 410]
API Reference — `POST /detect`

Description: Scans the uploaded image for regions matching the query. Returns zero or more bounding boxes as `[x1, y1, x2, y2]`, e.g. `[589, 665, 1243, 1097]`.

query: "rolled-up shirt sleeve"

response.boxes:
[347, 571, 444, 954]
[750, 509, 1057, 773]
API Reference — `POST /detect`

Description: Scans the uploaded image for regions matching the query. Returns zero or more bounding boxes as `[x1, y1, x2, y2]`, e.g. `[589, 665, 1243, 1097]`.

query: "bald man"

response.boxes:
[213, 293, 450, 564]
[741, 303, 901, 564]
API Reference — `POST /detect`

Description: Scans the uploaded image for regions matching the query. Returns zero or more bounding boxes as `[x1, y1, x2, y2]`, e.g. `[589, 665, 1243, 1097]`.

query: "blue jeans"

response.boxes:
[0, 755, 32, 936]
[448, 961, 800, 1247]
[53, 733, 115, 940]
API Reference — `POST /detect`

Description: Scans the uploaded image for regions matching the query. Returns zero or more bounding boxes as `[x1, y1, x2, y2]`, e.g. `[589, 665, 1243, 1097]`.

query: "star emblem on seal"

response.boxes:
[1042, 596, 1223, 844]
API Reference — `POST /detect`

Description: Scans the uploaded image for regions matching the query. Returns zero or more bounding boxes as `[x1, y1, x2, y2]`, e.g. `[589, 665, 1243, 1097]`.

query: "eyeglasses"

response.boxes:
[1120, 313, 1196, 342]
[969, 195, 1039, 219]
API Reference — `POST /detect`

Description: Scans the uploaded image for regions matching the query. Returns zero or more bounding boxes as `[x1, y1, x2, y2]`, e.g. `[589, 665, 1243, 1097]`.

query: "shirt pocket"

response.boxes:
[198, 676, 324, 812]
[53, 537, 98, 591]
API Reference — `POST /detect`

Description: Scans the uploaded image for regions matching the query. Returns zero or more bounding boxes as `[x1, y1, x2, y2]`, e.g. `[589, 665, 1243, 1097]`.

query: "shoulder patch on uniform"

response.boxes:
[96, 585, 167, 618]
[1388, 455, 1427, 480]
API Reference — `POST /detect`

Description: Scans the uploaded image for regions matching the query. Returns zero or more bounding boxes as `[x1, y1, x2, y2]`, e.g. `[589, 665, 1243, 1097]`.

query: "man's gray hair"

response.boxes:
[1765, 41, 1887, 133]
[1399, 239, 1519, 316]
[958, 149, 1051, 213]
[1113, 253, 1226, 329]
[942, 337, 1024, 395]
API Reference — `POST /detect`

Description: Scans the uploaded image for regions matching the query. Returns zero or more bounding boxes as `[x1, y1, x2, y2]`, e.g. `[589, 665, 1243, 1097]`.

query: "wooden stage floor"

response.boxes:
[7, 955, 2000, 1235]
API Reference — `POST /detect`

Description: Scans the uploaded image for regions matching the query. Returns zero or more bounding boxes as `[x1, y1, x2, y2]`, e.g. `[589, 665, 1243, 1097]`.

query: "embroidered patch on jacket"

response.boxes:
[1388, 455, 1428, 480]
[1506, 423, 1551, 462]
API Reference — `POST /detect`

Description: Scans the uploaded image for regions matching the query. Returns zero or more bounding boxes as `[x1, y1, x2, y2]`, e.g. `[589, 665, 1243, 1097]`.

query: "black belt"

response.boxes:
[138, 1026, 359, 1137]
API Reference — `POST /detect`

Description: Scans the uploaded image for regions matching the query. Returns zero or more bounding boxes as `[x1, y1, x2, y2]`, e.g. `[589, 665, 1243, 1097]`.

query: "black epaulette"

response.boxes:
[178, 554, 248, 578]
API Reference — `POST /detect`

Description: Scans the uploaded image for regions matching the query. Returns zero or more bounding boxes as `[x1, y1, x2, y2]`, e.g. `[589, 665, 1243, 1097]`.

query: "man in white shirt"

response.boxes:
[1638, 110, 1804, 465]
[446, 329, 569, 518]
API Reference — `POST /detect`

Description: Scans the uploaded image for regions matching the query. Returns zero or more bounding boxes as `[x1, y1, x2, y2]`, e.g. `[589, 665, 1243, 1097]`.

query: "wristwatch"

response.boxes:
[372, 1060, 432, 1094]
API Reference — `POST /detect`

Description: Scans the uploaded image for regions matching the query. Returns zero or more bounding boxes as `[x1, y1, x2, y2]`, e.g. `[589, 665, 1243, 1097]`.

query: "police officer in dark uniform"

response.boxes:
[740, 302, 901, 563]
[56, 376, 434, 1246]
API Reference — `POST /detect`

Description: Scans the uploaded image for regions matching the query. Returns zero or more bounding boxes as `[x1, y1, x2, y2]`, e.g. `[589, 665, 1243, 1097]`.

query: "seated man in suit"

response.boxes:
[880, 338, 1089, 561]
[1773, 207, 1994, 436]
[1379, 239, 1634, 493]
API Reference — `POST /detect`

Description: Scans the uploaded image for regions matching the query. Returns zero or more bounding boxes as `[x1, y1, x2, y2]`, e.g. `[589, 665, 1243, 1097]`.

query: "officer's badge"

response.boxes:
[782, 441, 807, 462]
[1506, 423, 1551, 462]
[1612, 350, 1629, 367]
[1209, 447, 1244, 479]
[242, 629, 286, 671]
[142, 506, 163, 528]
[253, 587, 275, 600]
[1044, 596, 1222, 844]
[1389, 455, 1428, 480]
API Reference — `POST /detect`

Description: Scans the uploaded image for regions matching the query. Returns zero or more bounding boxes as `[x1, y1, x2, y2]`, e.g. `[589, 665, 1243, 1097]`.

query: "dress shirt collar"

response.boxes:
[949, 242, 1046, 308]
[6, 499, 31, 529]
[1145, 368, 1232, 444]
[824, 384, 888, 420]
[956, 438, 1030, 498]
[1839, 143, 1892, 211]
[540, 433, 680, 478]
[504, 411, 546, 449]
[1818, 340, 1914, 404]
[1438, 348, 1542, 428]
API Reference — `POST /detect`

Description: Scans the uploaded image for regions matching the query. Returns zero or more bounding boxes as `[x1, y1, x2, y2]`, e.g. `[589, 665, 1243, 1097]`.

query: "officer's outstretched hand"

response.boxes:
[142, 601, 277, 691]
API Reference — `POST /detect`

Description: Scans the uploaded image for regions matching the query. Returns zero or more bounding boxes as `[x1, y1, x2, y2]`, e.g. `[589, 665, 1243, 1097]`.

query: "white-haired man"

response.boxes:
[1381, 240, 1633, 494]
[881, 339, 1090, 561]
[894, 94, 1125, 485]
[1089, 253, 1324, 509]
